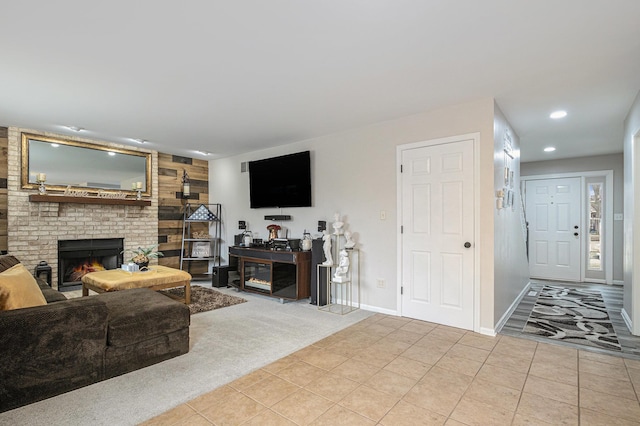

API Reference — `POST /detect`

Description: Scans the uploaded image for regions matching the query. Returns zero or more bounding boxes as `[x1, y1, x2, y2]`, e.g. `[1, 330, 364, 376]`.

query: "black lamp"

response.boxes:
[182, 170, 190, 199]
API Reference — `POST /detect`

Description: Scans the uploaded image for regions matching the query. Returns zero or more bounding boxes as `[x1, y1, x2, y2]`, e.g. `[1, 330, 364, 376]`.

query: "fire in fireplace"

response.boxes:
[58, 238, 124, 291]
[65, 258, 107, 283]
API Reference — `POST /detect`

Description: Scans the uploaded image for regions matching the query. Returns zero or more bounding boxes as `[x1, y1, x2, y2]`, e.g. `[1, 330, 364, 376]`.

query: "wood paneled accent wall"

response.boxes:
[0, 127, 7, 252]
[157, 153, 209, 274]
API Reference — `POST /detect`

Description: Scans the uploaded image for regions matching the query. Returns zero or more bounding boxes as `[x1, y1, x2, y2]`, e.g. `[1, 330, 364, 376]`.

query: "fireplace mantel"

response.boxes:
[29, 194, 151, 206]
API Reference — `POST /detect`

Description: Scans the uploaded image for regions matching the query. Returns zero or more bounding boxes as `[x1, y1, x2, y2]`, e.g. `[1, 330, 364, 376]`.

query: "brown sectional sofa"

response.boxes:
[0, 255, 190, 413]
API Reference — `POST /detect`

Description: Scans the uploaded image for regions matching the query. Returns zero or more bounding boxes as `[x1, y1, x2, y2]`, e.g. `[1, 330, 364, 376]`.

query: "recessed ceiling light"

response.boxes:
[51, 143, 60, 148]
[132, 138, 147, 144]
[196, 151, 211, 156]
[66, 125, 85, 132]
[550, 110, 567, 119]
[544, 146, 556, 152]
[107, 151, 116, 156]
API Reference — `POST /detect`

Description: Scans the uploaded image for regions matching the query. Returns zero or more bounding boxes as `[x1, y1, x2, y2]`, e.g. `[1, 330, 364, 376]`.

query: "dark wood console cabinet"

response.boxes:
[228, 246, 311, 301]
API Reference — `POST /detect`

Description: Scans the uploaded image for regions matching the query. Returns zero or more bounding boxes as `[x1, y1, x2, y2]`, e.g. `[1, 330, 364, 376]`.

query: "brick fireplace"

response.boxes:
[6, 127, 159, 289]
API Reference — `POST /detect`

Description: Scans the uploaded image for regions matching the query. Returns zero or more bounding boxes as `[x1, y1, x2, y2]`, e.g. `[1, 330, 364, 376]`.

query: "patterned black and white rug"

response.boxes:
[523, 285, 621, 351]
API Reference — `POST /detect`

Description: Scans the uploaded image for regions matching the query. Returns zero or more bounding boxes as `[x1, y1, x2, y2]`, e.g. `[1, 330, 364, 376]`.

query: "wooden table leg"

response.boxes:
[184, 282, 191, 305]
[82, 283, 88, 297]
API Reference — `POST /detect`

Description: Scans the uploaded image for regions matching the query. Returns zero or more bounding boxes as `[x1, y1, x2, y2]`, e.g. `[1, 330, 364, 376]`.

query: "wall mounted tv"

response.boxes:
[249, 151, 312, 208]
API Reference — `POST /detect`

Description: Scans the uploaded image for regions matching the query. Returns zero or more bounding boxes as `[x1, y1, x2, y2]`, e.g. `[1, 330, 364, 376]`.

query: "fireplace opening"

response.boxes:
[58, 238, 124, 291]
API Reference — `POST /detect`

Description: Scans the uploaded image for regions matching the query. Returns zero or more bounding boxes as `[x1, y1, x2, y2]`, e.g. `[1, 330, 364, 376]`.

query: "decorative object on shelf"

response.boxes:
[122, 244, 164, 269]
[344, 231, 356, 249]
[182, 170, 190, 199]
[332, 212, 344, 235]
[192, 231, 211, 239]
[301, 230, 313, 251]
[267, 224, 281, 240]
[97, 190, 127, 199]
[188, 204, 217, 221]
[64, 185, 90, 197]
[318, 220, 326, 232]
[191, 242, 211, 258]
[242, 230, 253, 246]
[36, 172, 46, 195]
[322, 230, 333, 265]
[333, 249, 350, 282]
[131, 181, 143, 200]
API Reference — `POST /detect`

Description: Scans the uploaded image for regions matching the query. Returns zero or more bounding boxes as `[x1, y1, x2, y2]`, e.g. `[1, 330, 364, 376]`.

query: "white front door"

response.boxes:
[400, 137, 475, 330]
[526, 177, 582, 281]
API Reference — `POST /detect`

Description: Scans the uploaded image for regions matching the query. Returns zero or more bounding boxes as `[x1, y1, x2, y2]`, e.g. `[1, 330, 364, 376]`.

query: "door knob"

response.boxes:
[574, 232, 579, 236]
[574, 225, 579, 229]
[464, 242, 471, 248]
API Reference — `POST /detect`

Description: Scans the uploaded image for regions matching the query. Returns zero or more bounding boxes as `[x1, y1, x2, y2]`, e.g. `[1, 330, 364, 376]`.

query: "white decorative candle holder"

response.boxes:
[37, 179, 46, 195]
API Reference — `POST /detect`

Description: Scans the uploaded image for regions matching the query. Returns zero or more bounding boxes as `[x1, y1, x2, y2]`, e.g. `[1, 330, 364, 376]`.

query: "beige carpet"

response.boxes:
[0, 285, 373, 425]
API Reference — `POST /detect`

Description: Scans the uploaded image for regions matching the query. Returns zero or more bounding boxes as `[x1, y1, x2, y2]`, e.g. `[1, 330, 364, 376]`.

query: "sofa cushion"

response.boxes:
[100, 288, 190, 347]
[0, 264, 47, 310]
[0, 296, 109, 412]
[36, 278, 68, 303]
[0, 254, 20, 273]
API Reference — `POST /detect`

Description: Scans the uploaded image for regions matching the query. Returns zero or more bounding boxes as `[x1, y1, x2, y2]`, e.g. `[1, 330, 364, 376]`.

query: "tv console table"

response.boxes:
[228, 246, 311, 301]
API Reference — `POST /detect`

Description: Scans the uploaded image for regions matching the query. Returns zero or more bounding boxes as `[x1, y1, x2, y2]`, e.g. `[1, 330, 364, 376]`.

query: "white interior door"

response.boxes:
[400, 138, 475, 330]
[526, 177, 581, 281]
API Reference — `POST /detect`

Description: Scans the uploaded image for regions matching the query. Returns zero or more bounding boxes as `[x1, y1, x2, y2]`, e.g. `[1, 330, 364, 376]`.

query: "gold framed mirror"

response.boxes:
[21, 133, 151, 196]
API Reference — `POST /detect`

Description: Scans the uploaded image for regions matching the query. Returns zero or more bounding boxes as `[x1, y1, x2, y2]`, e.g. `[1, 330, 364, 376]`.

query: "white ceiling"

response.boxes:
[1, 1, 639, 162]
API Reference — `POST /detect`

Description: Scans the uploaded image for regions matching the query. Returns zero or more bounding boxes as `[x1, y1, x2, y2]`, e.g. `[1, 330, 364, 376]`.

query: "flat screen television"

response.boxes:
[249, 151, 312, 208]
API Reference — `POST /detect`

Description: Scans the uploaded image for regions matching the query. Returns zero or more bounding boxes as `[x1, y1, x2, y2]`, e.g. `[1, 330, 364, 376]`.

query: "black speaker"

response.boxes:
[212, 265, 230, 288]
[310, 238, 328, 306]
[264, 215, 292, 221]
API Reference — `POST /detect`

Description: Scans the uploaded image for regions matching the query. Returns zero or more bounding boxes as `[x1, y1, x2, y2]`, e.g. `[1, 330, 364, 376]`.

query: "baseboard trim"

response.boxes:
[494, 281, 532, 334]
[479, 327, 496, 337]
[622, 308, 633, 333]
[359, 303, 398, 316]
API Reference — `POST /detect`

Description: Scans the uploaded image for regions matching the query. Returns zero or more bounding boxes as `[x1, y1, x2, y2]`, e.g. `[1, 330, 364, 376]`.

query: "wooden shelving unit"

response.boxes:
[180, 203, 222, 281]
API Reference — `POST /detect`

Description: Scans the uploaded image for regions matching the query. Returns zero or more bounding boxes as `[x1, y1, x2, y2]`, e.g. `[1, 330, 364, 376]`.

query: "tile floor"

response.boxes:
[142, 313, 640, 425]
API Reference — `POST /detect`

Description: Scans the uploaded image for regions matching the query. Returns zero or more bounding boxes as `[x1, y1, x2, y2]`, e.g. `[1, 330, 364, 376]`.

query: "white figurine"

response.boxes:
[322, 230, 333, 265]
[344, 231, 356, 249]
[333, 249, 350, 282]
[332, 212, 344, 235]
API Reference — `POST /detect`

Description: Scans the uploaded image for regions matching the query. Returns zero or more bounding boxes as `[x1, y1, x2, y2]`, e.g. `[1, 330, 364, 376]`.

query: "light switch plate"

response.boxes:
[614, 213, 623, 221]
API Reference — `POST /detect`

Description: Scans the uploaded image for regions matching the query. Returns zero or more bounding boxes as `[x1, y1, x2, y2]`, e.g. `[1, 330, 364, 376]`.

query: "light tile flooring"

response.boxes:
[143, 313, 640, 425]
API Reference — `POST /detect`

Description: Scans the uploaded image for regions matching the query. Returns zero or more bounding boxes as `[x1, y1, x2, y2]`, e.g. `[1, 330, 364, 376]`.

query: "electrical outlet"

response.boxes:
[376, 279, 385, 288]
[380, 210, 386, 220]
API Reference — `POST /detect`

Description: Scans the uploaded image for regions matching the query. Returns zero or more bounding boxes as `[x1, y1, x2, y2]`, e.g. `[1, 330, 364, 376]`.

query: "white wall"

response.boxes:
[624, 90, 640, 333]
[493, 103, 530, 326]
[521, 153, 624, 283]
[211, 98, 497, 327]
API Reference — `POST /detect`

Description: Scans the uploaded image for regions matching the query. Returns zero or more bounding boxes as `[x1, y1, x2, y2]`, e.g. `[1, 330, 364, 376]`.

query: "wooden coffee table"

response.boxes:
[81, 266, 192, 304]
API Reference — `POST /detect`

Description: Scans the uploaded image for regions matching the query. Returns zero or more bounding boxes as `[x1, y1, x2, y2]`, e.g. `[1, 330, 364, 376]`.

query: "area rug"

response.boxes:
[523, 286, 621, 351]
[161, 286, 246, 314]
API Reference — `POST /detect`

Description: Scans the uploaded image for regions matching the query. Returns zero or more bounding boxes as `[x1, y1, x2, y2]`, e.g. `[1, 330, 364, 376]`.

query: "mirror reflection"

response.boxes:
[22, 134, 151, 194]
